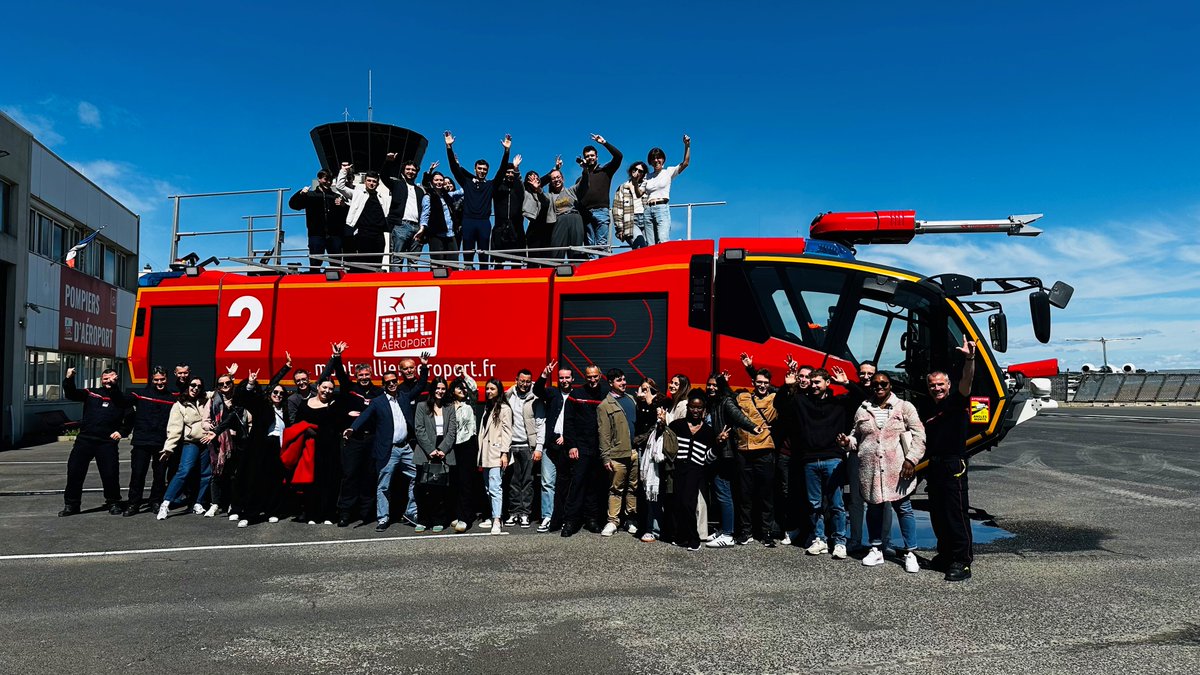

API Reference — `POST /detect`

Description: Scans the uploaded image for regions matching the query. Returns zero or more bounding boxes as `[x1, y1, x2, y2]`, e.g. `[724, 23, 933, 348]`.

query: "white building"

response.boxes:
[0, 111, 139, 448]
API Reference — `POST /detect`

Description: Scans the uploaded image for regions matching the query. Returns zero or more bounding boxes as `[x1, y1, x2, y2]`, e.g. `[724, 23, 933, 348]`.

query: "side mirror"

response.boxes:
[988, 311, 1008, 353]
[1030, 291, 1051, 343]
[1048, 281, 1074, 309]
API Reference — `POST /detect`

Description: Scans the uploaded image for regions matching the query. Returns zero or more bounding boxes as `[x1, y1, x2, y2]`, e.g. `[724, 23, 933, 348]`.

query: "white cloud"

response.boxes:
[77, 101, 102, 129]
[1, 104, 64, 146]
[70, 159, 180, 215]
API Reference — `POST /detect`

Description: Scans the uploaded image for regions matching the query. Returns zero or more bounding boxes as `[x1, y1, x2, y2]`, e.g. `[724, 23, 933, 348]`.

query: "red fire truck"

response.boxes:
[128, 209, 1071, 456]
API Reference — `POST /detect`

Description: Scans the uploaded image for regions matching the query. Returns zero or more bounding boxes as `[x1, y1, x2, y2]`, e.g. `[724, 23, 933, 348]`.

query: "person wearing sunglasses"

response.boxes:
[231, 352, 294, 526]
[840, 373, 926, 574]
[202, 365, 251, 520]
[157, 377, 216, 520]
[611, 162, 650, 249]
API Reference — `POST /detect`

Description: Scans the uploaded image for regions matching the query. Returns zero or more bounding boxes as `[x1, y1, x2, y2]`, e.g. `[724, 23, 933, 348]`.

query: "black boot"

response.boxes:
[58, 505, 80, 517]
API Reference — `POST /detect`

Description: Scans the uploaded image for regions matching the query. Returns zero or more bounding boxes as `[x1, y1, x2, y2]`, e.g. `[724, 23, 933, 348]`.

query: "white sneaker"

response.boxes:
[504, 515, 517, 526]
[705, 533, 736, 548]
[626, 522, 639, 535]
[237, 519, 249, 528]
[204, 504, 218, 518]
[537, 517, 551, 533]
[192, 504, 205, 515]
[805, 539, 829, 555]
[228, 513, 239, 522]
[268, 516, 279, 524]
[780, 533, 792, 546]
[490, 521, 501, 535]
[701, 532, 717, 542]
[157, 501, 170, 521]
[454, 520, 467, 533]
[480, 518, 492, 528]
[322, 520, 333, 526]
[832, 543, 848, 559]
[307, 520, 317, 525]
[904, 551, 920, 574]
[862, 546, 885, 567]
[519, 515, 531, 528]
[601, 522, 618, 537]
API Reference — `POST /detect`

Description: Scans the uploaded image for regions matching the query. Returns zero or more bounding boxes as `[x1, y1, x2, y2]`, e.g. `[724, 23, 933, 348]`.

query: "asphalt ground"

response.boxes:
[1, 406, 1198, 674]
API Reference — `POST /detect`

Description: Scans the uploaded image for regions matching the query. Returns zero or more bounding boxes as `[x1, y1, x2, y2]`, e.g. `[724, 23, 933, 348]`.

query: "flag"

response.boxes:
[65, 227, 104, 269]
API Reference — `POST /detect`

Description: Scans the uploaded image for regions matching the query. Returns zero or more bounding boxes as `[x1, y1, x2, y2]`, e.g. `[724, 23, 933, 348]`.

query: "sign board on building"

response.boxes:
[59, 266, 118, 356]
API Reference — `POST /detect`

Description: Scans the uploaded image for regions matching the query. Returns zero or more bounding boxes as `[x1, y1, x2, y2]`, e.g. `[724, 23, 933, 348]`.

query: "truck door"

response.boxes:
[148, 305, 218, 383]
[557, 295, 668, 384]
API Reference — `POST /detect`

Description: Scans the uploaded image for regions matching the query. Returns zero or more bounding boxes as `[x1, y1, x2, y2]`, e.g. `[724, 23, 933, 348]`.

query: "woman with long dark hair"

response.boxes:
[157, 376, 215, 520]
[704, 371, 760, 547]
[665, 374, 691, 423]
[413, 377, 458, 533]
[477, 378, 512, 535]
[665, 389, 726, 551]
[449, 375, 479, 532]
[293, 367, 350, 525]
[204, 369, 251, 520]
[232, 355, 293, 526]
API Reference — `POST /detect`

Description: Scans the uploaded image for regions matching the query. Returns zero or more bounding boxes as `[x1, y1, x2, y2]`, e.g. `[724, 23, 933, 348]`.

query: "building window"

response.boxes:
[26, 350, 125, 401]
[0, 179, 12, 234]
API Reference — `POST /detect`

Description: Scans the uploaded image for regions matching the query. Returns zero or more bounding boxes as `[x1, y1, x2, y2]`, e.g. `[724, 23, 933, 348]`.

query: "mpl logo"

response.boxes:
[373, 287, 441, 357]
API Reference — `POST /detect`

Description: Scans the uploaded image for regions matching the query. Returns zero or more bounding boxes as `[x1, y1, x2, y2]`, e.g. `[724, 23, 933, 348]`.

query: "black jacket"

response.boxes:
[534, 375, 570, 447]
[775, 381, 868, 461]
[234, 364, 290, 448]
[709, 393, 759, 459]
[288, 186, 346, 237]
[564, 381, 609, 456]
[64, 378, 129, 442]
[123, 385, 178, 448]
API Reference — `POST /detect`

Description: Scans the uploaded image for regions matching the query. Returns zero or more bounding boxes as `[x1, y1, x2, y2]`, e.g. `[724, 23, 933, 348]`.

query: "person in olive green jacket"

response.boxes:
[598, 368, 638, 536]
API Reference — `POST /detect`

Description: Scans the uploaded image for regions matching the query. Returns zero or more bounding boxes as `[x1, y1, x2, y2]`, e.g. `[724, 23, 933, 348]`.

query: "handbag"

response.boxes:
[418, 461, 450, 487]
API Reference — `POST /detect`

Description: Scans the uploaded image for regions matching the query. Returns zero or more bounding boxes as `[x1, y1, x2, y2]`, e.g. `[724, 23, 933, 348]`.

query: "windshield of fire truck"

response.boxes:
[721, 260, 974, 390]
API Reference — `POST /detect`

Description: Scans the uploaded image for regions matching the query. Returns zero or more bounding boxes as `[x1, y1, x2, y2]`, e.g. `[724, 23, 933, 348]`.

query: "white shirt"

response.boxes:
[388, 395, 408, 445]
[403, 183, 419, 222]
[434, 411, 445, 438]
[554, 391, 568, 435]
[268, 406, 284, 438]
[642, 165, 679, 201]
[509, 390, 530, 445]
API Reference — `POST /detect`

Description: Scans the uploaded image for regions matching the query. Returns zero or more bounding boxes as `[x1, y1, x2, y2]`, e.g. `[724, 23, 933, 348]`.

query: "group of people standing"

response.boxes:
[58, 340, 977, 582]
[288, 132, 691, 270]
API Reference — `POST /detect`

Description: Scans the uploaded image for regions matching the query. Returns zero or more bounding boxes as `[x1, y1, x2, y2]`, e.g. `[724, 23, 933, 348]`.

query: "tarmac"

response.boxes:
[0, 406, 1197, 674]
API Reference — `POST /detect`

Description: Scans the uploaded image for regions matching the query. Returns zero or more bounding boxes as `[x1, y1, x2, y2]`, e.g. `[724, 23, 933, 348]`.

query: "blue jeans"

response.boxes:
[540, 448, 557, 520]
[389, 221, 420, 269]
[629, 213, 649, 249]
[377, 445, 417, 522]
[847, 452, 891, 548]
[644, 204, 671, 245]
[712, 460, 735, 535]
[485, 467, 503, 519]
[867, 497, 916, 550]
[804, 458, 847, 546]
[163, 442, 211, 507]
[583, 207, 611, 248]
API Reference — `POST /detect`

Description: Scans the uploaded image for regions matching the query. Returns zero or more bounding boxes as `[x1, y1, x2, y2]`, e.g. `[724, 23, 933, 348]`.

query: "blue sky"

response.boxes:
[5, 2, 1198, 369]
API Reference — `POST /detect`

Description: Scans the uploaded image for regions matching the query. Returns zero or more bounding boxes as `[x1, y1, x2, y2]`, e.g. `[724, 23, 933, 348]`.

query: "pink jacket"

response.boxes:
[850, 395, 926, 504]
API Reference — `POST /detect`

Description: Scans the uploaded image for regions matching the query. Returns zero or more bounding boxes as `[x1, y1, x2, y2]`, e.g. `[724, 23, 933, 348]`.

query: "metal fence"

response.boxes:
[1056, 373, 1200, 404]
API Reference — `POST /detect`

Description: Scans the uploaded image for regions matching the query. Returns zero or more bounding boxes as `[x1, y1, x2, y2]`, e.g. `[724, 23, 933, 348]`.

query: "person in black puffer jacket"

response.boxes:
[120, 366, 179, 516]
[704, 371, 760, 547]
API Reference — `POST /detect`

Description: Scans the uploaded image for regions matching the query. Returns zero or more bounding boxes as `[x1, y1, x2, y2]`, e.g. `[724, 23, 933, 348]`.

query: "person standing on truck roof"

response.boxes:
[444, 131, 511, 268]
[334, 165, 392, 270]
[288, 169, 347, 273]
[381, 156, 429, 272]
[542, 158, 590, 260]
[559, 365, 609, 537]
[598, 368, 639, 537]
[336, 361, 384, 527]
[522, 172, 552, 255]
[420, 167, 462, 264]
[58, 365, 131, 517]
[575, 134, 623, 250]
[919, 337, 977, 582]
[504, 369, 544, 529]
[642, 135, 691, 245]
[120, 366, 176, 516]
[612, 162, 649, 249]
[492, 155, 527, 257]
[534, 361, 572, 532]
[775, 365, 869, 561]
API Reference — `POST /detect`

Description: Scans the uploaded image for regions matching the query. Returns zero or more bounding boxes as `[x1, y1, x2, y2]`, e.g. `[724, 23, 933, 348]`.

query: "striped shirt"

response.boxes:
[669, 419, 717, 467]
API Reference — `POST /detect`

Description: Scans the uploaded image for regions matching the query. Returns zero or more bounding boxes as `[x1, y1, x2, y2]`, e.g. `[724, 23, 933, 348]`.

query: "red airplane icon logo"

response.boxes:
[389, 294, 406, 311]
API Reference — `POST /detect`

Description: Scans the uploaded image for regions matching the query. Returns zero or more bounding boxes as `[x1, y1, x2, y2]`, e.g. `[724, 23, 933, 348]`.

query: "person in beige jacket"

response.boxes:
[477, 378, 513, 534]
[156, 376, 215, 520]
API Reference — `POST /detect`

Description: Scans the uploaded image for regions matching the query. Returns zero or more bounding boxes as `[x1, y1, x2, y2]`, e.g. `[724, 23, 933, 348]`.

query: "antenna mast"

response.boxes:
[367, 70, 373, 123]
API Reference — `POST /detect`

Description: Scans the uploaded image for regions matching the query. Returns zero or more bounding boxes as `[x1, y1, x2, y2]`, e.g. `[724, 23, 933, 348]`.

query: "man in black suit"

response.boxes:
[532, 360, 572, 532]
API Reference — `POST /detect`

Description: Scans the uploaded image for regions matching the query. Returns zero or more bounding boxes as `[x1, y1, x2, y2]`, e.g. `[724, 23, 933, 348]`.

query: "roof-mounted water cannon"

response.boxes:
[809, 210, 1044, 246]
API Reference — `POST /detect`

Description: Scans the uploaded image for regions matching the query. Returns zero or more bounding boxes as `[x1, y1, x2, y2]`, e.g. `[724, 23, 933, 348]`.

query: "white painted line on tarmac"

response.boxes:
[0, 531, 508, 561]
[1041, 413, 1200, 423]
[0, 460, 132, 464]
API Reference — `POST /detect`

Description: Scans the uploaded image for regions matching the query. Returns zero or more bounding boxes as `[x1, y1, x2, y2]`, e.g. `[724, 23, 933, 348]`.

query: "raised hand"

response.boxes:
[66, 366, 76, 379]
[429, 160, 439, 171]
[301, 186, 310, 193]
[419, 351, 431, 365]
[830, 366, 849, 384]
[716, 425, 732, 443]
[285, 350, 293, 368]
[444, 131, 455, 146]
[331, 341, 347, 356]
[554, 155, 563, 170]
[956, 336, 977, 359]
[784, 370, 797, 386]
[513, 154, 522, 168]
[683, 134, 691, 146]
[386, 152, 398, 161]
[590, 133, 607, 145]
[249, 369, 260, 382]
[226, 363, 238, 376]
[740, 352, 753, 368]
[785, 353, 798, 372]
[502, 134, 512, 149]
[543, 360, 558, 378]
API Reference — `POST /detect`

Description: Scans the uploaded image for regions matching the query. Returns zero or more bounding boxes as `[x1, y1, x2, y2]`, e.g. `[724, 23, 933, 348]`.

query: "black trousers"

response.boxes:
[557, 451, 603, 527]
[773, 452, 794, 536]
[305, 438, 342, 521]
[210, 450, 240, 512]
[338, 435, 376, 519]
[353, 232, 386, 270]
[416, 481, 449, 526]
[671, 463, 706, 549]
[64, 437, 122, 508]
[927, 455, 974, 565]
[128, 444, 168, 506]
[452, 438, 480, 522]
[734, 449, 776, 540]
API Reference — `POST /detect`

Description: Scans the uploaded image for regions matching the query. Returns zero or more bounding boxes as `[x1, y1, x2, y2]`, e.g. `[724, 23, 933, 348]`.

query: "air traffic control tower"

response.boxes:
[309, 122, 428, 178]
